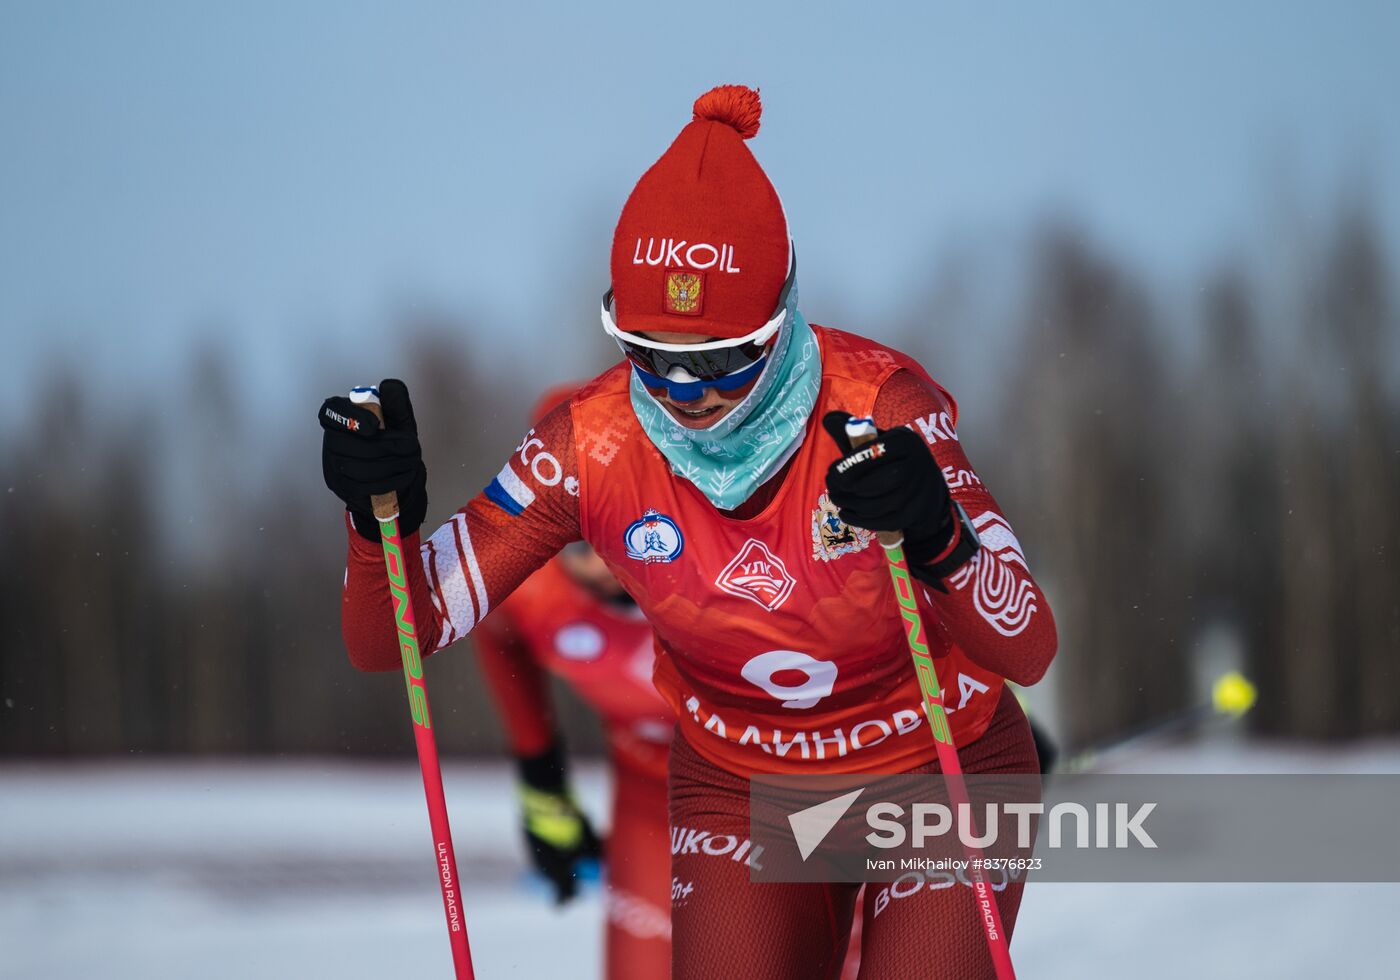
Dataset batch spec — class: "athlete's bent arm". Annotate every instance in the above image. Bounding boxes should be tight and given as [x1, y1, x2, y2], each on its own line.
[340, 403, 583, 671]
[873, 369, 1058, 686]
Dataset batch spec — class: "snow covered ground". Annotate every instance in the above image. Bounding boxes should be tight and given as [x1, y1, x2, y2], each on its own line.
[2, 742, 1396, 979]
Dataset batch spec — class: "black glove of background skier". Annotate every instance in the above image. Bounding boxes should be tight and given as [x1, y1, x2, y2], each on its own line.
[822, 410, 956, 566]
[516, 743, 604, 905]
[319, 379, 427, 543]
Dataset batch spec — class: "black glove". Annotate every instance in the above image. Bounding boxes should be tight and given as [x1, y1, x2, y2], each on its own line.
[822, 410, 957, 567]
[516, 743, 603, 905]
[319, 379, 427, 542]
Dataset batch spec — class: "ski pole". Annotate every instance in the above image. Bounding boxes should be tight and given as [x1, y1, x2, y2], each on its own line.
[844, 417, 1017, 980]
[354, 388, 476, 980]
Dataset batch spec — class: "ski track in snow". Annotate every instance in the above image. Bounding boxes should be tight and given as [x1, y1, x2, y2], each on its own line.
[1, 743, 1396, 979]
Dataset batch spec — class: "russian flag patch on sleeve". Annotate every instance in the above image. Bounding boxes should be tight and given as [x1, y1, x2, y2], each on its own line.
[484, 463, 536, 516]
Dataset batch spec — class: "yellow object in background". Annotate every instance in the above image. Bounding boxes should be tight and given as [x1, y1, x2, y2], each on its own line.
[1212, 671, 1257, 718]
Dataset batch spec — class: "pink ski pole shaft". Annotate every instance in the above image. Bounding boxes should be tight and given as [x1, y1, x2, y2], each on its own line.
[846, 418, 1017, 980]
[362, 395, 476, 979]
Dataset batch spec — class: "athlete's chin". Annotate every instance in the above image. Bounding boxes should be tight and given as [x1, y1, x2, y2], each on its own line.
[662, 401, 734, 429]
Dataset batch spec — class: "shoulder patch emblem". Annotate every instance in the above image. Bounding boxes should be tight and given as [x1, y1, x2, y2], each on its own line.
[811, 492, 875, 562]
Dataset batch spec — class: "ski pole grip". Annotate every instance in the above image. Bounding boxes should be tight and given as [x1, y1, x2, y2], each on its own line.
[349, 391, 401, 523]
[843, 417, 904, 550]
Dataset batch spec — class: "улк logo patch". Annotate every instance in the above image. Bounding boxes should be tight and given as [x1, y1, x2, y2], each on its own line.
[716, 538, 796, 611]
[625, 509, 685, 564]
[811, 492, 875, 562]
[664, 270, 704, 316]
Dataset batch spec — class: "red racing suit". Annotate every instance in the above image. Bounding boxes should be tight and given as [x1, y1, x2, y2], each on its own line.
[341, 325, 1058, 978]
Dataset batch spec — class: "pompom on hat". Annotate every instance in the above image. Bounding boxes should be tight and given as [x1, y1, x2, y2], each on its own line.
[609, 85, 791, 340]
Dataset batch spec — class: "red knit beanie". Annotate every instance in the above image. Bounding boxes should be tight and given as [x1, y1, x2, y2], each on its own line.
[610, 85, 790, 340]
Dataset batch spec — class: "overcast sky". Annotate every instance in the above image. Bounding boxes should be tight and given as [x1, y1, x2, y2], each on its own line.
[1, 1, 1396, 423]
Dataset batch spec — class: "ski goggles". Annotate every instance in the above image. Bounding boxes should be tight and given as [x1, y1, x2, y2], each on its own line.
[600, 258, 796, 401]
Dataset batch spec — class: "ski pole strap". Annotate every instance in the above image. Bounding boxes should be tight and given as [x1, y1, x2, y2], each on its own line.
[842, 417, 905, 550]
[348, 386, 401, 522]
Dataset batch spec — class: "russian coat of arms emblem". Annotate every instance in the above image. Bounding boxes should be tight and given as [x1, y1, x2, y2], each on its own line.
[664, 270, 703, 315]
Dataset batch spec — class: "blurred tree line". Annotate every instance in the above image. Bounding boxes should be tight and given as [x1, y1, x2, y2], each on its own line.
[1, 204, 1395, 757]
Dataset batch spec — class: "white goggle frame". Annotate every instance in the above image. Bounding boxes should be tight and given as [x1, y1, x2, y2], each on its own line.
[600, 295, 785, 352]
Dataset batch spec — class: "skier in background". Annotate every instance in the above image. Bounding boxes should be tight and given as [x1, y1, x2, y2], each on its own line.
[474, 384, 673, 979]
[322, 85, 1057, 978]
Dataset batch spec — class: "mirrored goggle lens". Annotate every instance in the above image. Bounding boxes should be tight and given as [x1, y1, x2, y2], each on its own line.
[618, 338, 769, 382]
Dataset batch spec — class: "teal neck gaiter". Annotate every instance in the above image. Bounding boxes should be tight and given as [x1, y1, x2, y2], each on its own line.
[629, 286, 822, 511]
